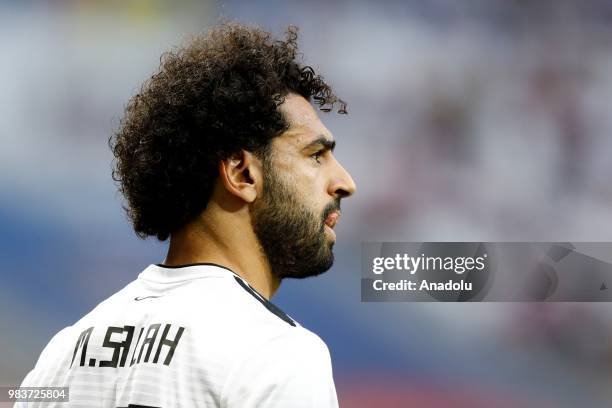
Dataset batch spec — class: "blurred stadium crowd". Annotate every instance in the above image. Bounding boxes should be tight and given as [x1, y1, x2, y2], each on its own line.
[3, 0, 612, 406]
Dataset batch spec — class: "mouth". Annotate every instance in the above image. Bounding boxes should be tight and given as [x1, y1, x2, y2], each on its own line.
[324, 211, 341, 230]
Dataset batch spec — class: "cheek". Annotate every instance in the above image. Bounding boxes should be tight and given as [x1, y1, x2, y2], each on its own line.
[304, 182, 330, 219]
[299, 172, 326, 205]
[275, 157, 328, 210]
[277, 159, 318, 190]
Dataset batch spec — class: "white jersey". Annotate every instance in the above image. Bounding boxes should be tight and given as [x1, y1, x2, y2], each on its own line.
[17, 264, 338, 407]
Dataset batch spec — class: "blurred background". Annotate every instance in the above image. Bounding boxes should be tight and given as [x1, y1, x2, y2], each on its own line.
[3, 0, 612, 406]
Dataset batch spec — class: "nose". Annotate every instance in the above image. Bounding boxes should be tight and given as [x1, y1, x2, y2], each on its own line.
[328, 157, 356, 199]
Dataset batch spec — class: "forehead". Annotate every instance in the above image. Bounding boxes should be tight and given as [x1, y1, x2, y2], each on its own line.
[275, 93, 333, 148]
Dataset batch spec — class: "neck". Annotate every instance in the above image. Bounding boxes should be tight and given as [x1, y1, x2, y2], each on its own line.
[162, 202, 280, 299]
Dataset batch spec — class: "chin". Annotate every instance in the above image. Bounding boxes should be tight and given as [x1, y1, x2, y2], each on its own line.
[279, 251, 335, 280]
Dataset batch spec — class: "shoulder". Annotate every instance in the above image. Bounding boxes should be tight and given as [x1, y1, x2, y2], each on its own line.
[183, 273, 302, 356]
[268, 325, 332, 361]
[220, 326, 337, 407]
[183, 273, 299, 336]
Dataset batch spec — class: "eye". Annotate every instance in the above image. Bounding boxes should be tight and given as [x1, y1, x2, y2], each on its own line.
[310, 150, 323, 164]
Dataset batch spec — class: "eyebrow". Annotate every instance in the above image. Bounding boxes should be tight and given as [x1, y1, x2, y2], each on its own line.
[302, 136, 336, 152]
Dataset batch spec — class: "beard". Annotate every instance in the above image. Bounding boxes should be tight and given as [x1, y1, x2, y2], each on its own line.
[250, 161, 340, 280]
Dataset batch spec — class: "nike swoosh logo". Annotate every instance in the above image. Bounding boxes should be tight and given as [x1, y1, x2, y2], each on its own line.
[134, 295, 163, 301]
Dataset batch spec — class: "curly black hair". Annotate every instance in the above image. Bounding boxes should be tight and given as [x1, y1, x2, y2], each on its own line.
[110, 23, 345, 241]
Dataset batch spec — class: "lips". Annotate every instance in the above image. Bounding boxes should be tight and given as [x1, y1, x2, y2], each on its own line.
[324, 211, 340, 229]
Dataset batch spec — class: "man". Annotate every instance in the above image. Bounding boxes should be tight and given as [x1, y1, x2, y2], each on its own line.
[18, 23, 355, 407]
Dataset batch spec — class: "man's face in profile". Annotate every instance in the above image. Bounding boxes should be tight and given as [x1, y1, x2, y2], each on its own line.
[250, 93, 356, 280]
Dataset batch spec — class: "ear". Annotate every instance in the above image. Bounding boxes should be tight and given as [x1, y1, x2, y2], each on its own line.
[218, 150, 262, 203]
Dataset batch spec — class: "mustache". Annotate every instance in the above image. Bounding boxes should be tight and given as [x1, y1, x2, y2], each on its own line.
[322, 198, 342, 221]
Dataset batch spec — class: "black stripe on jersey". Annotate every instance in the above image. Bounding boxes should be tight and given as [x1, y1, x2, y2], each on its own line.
[233, 276, 296, 327]
[117, 405, 160, 408]
[156, 262, 236, 274]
